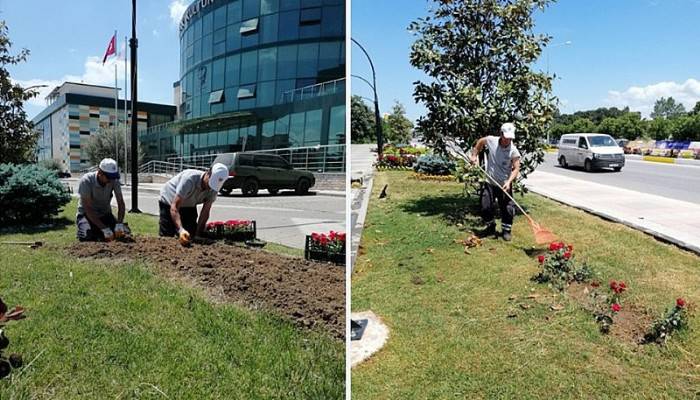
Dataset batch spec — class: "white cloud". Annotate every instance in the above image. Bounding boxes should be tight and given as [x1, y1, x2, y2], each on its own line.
[604, 79, 700, 118]
[13, 55, 131, 108]
[169, 0, 188, 26]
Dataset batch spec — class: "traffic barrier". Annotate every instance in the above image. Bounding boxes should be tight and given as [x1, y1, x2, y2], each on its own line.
[643, 155, 676, 164]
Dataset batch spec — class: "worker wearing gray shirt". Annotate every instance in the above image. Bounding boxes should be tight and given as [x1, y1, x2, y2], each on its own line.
[76, 158, 126, 241]
[158, 163, 229, 245]
[469, 123, 522, 241]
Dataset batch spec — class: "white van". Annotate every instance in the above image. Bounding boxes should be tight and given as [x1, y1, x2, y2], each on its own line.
[557, 133, 625, 172]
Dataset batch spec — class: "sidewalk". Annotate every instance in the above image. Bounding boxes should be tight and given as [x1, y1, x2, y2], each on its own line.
[350, 144, 378, 269]
[525, 170, 700, 255]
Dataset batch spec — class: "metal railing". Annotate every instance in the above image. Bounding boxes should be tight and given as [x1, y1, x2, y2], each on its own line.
[281, 78, 345, 103]
[166, 144, 346, 173]
[137, 160, 206, 175]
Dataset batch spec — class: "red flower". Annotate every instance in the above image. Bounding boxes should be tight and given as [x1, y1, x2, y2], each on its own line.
[609, 280, 618, 291]
[677, 298, 686, 308]
[567, 244, 573, 252]
[337, 233, 346, 242]
[611, 303, 621, 312]
[563, 251, 571, 259]
[538, 255, 545, 264]
[549, 242, 558, 251]
[618, 281, 627, 292]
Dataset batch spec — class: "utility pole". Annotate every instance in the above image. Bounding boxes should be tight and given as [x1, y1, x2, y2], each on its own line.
[351, 38, 383, 158]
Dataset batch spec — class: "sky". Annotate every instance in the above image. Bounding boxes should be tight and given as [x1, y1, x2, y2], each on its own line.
[351, 0, 700, 121]
[1, 0, 193, 119]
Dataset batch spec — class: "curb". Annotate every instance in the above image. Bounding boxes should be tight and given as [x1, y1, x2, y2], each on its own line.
[527, 187, 700, 256]
[121, 186, 345, 198]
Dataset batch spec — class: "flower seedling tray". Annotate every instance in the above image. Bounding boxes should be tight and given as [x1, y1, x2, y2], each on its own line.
[304, 235, 346, 265]
[205, 221, 257, 242]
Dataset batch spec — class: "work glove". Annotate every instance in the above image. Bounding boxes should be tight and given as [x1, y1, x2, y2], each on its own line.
[102, 227, 115, 242]
[114, 223, 126, 238]
[178, 228, 191, 246]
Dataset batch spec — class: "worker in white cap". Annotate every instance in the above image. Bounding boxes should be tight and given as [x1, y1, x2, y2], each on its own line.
[469, 122, 521, 241]
[76, 158, 128, 241]
[158, 163, 229, 245]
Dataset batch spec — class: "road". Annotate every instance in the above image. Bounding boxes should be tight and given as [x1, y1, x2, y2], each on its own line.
[537, 153, 700, 205]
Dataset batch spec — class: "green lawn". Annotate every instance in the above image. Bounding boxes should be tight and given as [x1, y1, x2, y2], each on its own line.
[352, 171, 700, 399]
[0, 200, 343, 399]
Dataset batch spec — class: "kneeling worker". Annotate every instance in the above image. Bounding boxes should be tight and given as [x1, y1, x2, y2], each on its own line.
[76, 158, 127, 241]
[158, 163, 229, 245]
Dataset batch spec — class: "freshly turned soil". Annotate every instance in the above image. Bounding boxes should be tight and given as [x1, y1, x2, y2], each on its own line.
[69, 237, 345, 339]
[567, 282, 654, 344]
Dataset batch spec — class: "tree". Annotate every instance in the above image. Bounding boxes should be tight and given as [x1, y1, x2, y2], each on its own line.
[409, 0, 557, 181]
[650, 97, 686, 120]
[84, 126, 143, 168]
[383, 101, 414, 144]
[351, 95, 375, 144]
[690, 101, 700, 116]
[0, 21, 40, 164]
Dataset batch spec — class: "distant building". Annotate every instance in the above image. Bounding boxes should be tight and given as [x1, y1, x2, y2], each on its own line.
[32, 82, 176, 172]
[138, 0, 346, 169]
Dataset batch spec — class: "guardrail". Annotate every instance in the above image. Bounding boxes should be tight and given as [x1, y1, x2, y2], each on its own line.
[280, 78, 345, 103]
[137, 160, 206, 175]
[167, 144, 346, 173]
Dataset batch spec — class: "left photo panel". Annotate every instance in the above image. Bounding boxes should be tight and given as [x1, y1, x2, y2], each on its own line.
[0, 0, 347, 398]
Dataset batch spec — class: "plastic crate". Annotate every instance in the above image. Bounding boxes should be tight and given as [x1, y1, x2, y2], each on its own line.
[304, 235, 346, 265]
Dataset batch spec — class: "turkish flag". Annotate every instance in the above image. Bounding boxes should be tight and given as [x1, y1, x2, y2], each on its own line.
[102, 34, 116, 65]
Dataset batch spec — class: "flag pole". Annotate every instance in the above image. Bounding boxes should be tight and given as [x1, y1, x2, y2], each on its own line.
[114, 30, 119, 169]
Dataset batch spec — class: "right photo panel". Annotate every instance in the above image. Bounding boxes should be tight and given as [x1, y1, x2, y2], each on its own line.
[349, 0, 700, 398]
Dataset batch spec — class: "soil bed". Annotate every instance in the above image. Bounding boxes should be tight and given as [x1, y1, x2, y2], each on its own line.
[68, 236, 345, 339]
[567, 282, 654, 344]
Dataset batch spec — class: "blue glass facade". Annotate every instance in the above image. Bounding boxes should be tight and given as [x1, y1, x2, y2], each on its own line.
[140, 0, 345, 162]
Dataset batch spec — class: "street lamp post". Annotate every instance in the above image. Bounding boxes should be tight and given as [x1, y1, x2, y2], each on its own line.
[129, 0, 141, 213]
[351, 38, 383, 158]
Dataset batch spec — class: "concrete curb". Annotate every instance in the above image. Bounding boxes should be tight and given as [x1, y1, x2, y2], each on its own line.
[527, 187, 700, 256]
[350, 175, 374, 271]
[626, 154, 700, 167]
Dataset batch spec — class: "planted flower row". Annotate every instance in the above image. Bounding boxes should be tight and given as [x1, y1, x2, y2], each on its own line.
[204, 220, 256, 241]
[532, 241, 690, 343]
[305, 231, 346, 265]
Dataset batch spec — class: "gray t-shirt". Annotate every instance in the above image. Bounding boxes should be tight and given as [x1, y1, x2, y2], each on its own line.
[485, 136, 521, 185]
[77, 171, 122, 217]
[159, 169, 217, 207]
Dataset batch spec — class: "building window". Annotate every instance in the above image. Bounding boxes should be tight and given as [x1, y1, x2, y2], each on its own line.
[208, 89, 225, 104]
[300, 7, 321, 24]
[240, 18, 259, 34]
[237, 85, 256, 99]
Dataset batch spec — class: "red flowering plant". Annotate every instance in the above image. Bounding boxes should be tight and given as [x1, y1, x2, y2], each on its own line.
[0, 296, 26, 380]
[309, 231, 346, 255]
[223, 219, 253, 234]
[205, 220, 255, 240]
[594, 280, 629, 334]
[644, 297, 690, 344]
[532, 242, 591, 290]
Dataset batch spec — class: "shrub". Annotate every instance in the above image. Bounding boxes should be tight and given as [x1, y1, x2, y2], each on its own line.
[38, 158, 64, 172]
[413, 154, 455, 176]
[644, 298, 689, 344]
[0, 163, 71, 225]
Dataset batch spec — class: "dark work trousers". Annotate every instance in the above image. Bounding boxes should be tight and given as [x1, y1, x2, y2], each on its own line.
[480, 183, 516, 232]
[158, 201, 199, 237]
[76, 213, 118, 242]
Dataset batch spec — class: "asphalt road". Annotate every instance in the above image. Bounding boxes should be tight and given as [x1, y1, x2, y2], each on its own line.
[535, 153, 700, 205]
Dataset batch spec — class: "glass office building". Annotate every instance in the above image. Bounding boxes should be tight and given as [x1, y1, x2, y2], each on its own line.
[140, 0, 345, 166]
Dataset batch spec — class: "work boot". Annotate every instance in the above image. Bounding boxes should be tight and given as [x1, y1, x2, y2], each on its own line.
[502, 230, 512, 241]
[481, 222, 497, 238]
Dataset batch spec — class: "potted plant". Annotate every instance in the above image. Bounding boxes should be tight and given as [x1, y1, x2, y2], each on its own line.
[305, 231, 346, 265]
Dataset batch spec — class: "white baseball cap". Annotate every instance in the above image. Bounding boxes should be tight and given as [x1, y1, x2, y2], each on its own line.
[501, 123, 516, 139]
[99, 158, 120, 180]
[208, 163, 229, 192]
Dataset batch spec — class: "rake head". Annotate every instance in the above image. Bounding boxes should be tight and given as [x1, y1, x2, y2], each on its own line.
[528, 220, 558, 245]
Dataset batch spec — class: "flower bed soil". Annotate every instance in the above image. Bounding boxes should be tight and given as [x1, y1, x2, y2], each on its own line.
[567, 282, 655, 344]
[68, 237, 345, 339]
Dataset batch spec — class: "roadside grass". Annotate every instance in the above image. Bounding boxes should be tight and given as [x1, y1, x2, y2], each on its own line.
[352, 171, 700, 399]
[0, 199, 343, 399]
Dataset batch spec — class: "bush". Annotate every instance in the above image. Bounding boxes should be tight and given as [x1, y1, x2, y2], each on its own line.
[413, 155, 455, 176]
[0, 163, 71, 225]
[39, 158, 64, 172]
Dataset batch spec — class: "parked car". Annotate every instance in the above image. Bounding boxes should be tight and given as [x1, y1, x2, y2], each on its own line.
[212, 152, 316, 196]
[557, 133, 625, 172]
